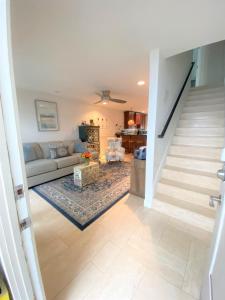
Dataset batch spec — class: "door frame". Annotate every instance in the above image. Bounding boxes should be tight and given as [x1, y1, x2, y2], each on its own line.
[201, 166, 225, 300]
[0, 0, 45, 299]
[0, 98, 34, 300]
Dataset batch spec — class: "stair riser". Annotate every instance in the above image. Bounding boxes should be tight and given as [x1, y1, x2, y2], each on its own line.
[188, 92, 225, 99]
[169, 145, 221, 160]
[183, 104, 225, 113]
[179, 119, 225, 128]
[156, 195, 215, 218]
[166, 156, 222, 174]
[173, 136, 224, 147]
[176, 128, 225, 137]
[181, 111, 225, 120]
[190, 87, 225, 94]
[186, 98, 225, 106]
[162, 169, 220, 192]
[157, 182, 211, 209]
[153, 200, 214, 232]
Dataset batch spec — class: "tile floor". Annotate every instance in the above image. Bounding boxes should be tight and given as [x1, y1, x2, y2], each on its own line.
[30, 190, 212, 300]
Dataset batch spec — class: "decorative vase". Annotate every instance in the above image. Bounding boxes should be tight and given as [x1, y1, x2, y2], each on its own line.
[83, 158, 90, 165]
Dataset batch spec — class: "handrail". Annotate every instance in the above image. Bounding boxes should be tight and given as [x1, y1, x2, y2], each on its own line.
[158, 62, 195, 138]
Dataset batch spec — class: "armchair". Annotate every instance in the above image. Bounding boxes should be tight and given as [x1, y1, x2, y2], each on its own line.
[105, 137, 125, 162]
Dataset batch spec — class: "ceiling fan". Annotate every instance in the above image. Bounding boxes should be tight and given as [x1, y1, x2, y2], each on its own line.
[94, 90, 127, 104]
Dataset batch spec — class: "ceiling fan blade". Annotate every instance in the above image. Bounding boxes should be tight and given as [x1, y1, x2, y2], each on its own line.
[94, 100, 103, 104]
[95, 92, 102, 97]
[110, 98, 127, 104]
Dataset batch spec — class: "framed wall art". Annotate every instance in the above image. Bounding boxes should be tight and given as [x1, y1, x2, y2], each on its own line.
[35, 100, 59, 131]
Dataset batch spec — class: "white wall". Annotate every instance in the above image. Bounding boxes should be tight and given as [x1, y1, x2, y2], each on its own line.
[145, 49, 192, 207]
[197, 41, 225, 87]
[16, 88, 123, 154]
[196, 46, 208, 87]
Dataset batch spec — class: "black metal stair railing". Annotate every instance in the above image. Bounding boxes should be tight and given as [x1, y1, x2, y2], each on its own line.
[158, 62, 195, 138]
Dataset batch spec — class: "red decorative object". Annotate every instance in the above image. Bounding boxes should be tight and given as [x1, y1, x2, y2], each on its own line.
[81, 151, 92, 159]
[81, 151, 92, 165]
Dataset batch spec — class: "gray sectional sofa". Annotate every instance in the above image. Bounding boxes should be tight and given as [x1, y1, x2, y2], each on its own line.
[23, 140, 98, 187]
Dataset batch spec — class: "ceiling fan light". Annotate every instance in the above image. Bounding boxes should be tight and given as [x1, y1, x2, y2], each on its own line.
[102, 101, 108, 105]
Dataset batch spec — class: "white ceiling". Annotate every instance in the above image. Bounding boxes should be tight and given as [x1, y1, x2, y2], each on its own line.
[11, 0, 225, 112]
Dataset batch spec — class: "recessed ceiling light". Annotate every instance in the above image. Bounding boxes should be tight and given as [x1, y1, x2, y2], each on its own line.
[137, 80, 145, 86]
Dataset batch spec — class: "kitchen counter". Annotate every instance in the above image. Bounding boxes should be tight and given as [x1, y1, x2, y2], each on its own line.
[121, 134, 147, 153]
[121, 134, 147, 136]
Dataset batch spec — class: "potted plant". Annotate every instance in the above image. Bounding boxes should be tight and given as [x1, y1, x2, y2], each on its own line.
[81, 151, 92, 165]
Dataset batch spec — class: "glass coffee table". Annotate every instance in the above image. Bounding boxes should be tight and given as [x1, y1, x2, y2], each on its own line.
[73, 162, 99, 187]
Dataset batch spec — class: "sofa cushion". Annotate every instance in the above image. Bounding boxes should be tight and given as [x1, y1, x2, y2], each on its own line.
[54, 153, 81, 169]
[23, 143, 43, 162]
[39, 141, 63, 159]
[25, 159, 57, 177]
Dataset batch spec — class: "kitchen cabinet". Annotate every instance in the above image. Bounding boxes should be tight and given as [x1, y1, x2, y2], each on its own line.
[122, 135, 147, 154]
[124, 111, 146, 129]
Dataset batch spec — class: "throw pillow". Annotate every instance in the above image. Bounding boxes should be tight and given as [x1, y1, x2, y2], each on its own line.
[74, 142, 88, 153]
[23, 144, 37, 162]
[49, 145, 70, 159]
[63, 141, 75, 155]
[67, 142, 75, 155]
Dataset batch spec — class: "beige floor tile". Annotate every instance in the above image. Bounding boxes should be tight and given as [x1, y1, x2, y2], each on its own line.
[127, 238, 186, 288]
[97, 274, 139, 300]
[83, 272, 134, 300]
[29, 190, 211, 300]
[168, 217, 212, 246]
[182, 239, 209, 299]
[123, 194, 144, 211]
[36, 237, 68, 267]
[54, 262, 103, 300]
[92, 240, 121, 272]
[55, 221, 83, 247]
[159, 227, 192, 261]
[132, 269, 196, 300]
[84, 250, 145, 300]
[41, 252, 90, 299]
[129, 218, 167, 246]
[40, 227, 110, 298]
[109, 223, 139, 248]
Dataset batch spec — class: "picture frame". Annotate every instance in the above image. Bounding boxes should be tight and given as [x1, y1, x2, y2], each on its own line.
[35, 99, 59, 131]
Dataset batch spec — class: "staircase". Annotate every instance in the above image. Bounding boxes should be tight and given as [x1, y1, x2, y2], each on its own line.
[153, 86, 225, 232]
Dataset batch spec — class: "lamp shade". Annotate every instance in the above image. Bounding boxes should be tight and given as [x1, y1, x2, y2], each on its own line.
[128, 119, 135, 126]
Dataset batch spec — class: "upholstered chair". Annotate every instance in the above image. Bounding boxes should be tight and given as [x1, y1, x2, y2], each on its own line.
[105, 137, 125, 162]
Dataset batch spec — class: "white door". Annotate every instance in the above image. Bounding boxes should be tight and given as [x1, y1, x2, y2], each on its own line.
[201, 150, 225, 300]
[0, 98, 35, 300]
[0, 1, 46, 299]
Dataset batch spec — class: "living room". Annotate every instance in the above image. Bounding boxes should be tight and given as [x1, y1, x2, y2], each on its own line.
[10, 1, 151, 298]
[2, 1, 225, 300]
[18, 87, 148, 228]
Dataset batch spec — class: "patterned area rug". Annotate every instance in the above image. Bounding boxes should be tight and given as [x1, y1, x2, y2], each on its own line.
[33, 162, 130, 230]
